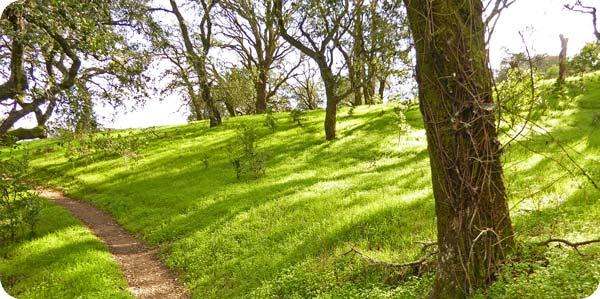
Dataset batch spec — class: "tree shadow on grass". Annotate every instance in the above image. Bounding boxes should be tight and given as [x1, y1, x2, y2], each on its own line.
[0, 203, 129, 298]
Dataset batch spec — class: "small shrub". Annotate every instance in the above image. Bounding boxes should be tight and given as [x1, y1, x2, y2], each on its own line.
[263, 111, 278, 132]
[593, 112, 600, 128]
[347, 106, 355, 117]
[201, 154, 210, 169]
[0, 134, 17, 147]
[60, 130, 144, 163]
[0, 152, 42, 242]
[393, 102, 412, 143]
[289, 109, 306, 127]
[229, 124, 266, 179]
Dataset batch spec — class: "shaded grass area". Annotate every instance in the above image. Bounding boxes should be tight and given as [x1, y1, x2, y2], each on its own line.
[3, 73, 600, 298]
[0, 202, 132, 299]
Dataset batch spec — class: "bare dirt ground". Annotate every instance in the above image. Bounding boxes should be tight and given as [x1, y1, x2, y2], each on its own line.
[39, 189, 190, 299]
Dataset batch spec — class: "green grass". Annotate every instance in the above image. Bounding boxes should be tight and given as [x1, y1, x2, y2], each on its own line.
[0, 202, 132, 299]
[3, 73, 600, 298]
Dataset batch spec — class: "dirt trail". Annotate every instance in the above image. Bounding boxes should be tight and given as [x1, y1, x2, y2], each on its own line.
[39, 189, 190, 299]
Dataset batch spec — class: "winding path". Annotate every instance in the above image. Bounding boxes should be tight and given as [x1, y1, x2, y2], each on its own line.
[39, 189, 190, 299]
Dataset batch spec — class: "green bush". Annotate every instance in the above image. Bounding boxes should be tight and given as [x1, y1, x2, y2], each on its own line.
[290, 109, 307, 127]
[229, 124, 266, 179]
[58, 128, 161, 163]
[570, 42, 600, 75]
[0, 152, 42, 242]
[263, 111, 278, 132]
[593, 112, 600, 128]
[348, 105, 356, 117]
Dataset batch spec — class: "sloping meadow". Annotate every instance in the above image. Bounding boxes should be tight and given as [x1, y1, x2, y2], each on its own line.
[3, 74, 599, 298]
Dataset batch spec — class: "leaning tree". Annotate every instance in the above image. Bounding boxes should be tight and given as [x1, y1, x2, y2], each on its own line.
[0, 0, 150, 140]
[403, 0, 514, 297]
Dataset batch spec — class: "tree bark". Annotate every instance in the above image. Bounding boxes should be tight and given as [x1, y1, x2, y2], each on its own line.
[0, 9, 27, 102]
[320, 62, 338, 140]
[378, 76, 386, 102]
[255, 68, 269, 113]
[558, 34, 569, 85]
[403, 0, 514, 297]
[221, 100, 235, 117]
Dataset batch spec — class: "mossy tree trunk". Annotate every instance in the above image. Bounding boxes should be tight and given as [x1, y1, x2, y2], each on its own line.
[403, 0, 514, 297]
[319, 60, 339, 140]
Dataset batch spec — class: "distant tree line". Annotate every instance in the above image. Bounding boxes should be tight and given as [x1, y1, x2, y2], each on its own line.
[497, 42, 600, 83]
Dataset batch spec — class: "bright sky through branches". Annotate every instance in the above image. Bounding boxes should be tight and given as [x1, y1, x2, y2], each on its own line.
[8, 0, 596, 130]
[0, 0, 18, 16]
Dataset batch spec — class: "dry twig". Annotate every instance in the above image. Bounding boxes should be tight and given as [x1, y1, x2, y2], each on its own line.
[342, 245, 438, 274]
[538, 238, 600, 256]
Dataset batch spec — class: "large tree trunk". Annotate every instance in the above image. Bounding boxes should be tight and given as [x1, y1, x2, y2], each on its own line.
[362, 75, 373, 105]
[200, 78, 221, 127]
[352, 1, 365, 107]
[0, 9, 27, 102]
[255, 68, 269, 114]
[320, 63, 338, 140]
[224, 101, 237, 117]
[404, 0, 514, 297]
[187, 82, 205, 121]
[378, 76, 386, 102]
[557, 34, 568, 84]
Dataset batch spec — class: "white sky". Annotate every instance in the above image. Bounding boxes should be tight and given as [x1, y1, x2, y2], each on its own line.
[9, 0, 597, 130]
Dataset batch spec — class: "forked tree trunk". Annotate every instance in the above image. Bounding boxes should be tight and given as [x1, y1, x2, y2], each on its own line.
[403, 0, 514, 297]
[558, 34, 569, 84]
[170, 0, 221, 128]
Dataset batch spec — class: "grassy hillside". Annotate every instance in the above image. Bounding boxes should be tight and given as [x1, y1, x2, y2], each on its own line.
[0, 202, 131, 299]
[3, 74, 600, 298]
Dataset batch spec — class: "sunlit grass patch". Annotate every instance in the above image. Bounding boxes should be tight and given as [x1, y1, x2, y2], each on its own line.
[0, 202, 131, 299]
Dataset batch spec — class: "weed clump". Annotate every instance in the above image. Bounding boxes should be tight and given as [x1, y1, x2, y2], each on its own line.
[593, 112, 600, 128]
[348, 106, 356, 117]
[393, 102, 412, 143]
[290, 109, 306, 127]
[229, 124, 266, 179]
[264, 111, 278, 132]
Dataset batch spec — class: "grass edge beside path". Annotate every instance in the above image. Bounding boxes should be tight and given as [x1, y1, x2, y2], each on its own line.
[0, 200, 133, 299]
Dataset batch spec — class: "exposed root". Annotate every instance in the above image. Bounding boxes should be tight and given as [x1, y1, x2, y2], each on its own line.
[538, 238, 600, 256]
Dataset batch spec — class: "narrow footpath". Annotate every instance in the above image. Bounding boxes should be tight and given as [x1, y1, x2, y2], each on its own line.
[39, 189, 190, 299]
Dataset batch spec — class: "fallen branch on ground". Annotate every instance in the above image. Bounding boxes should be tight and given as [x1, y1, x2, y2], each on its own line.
[538, 238, 600, 256]
[342, 244, 438, 275]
